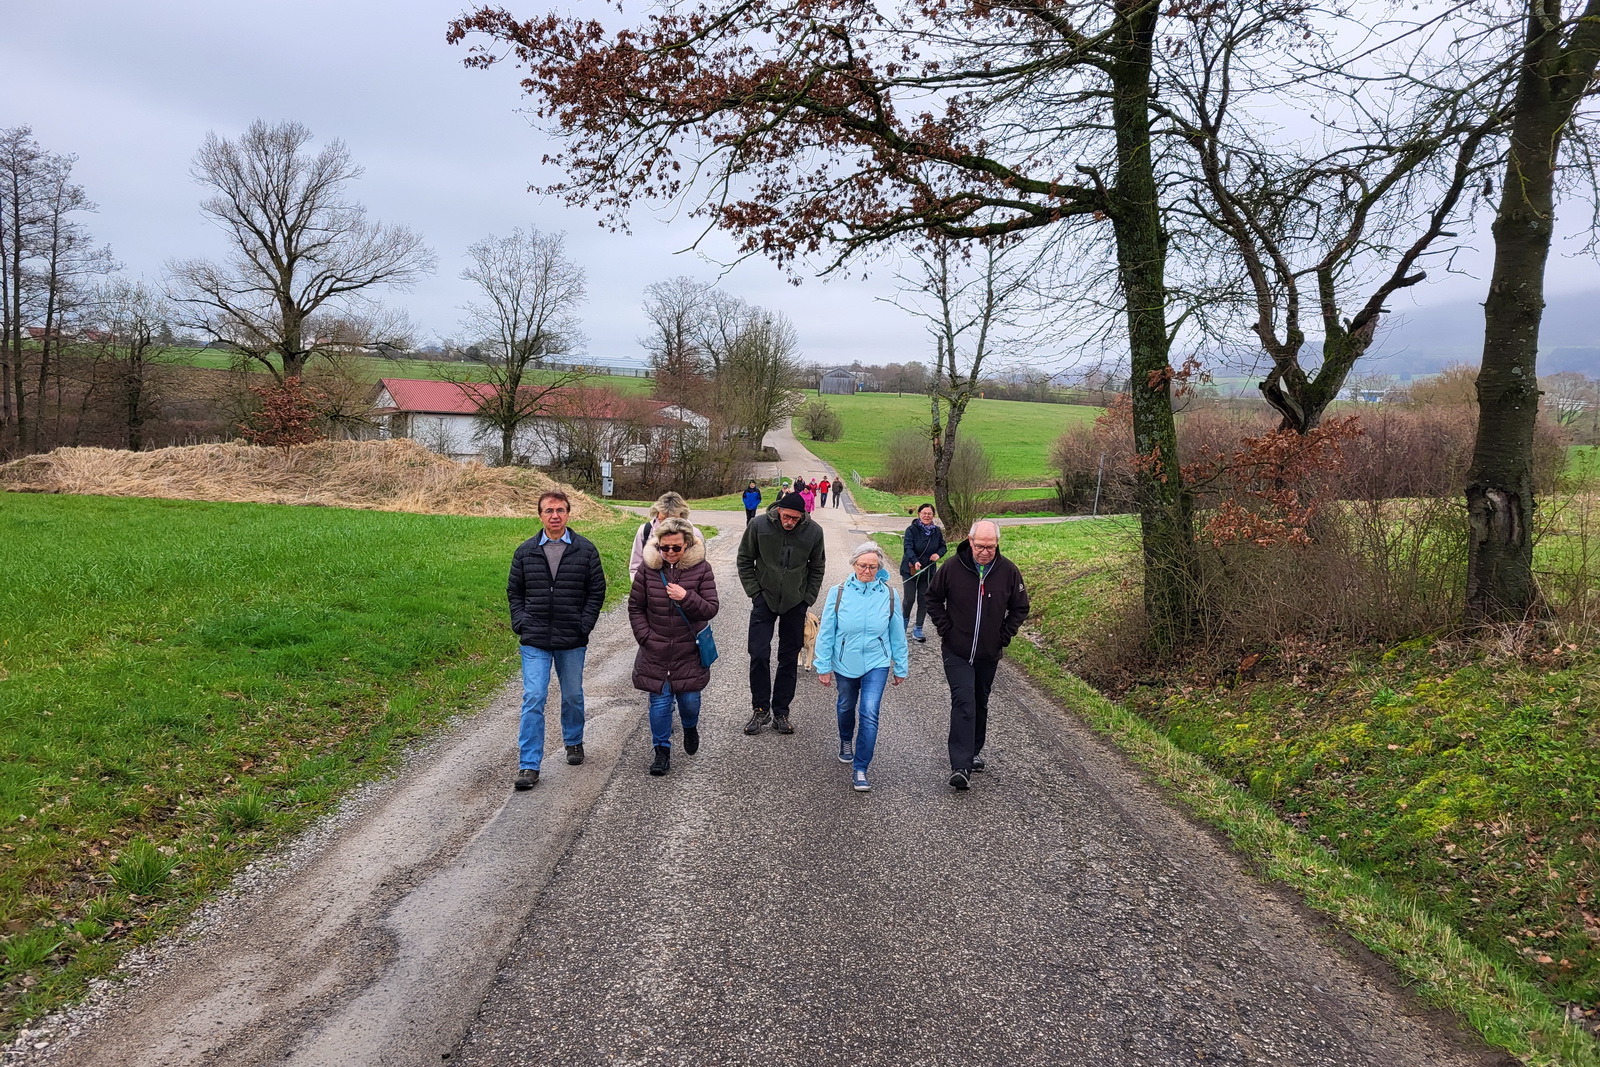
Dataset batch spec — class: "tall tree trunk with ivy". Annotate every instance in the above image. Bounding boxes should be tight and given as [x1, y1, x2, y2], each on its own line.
[1466, 0, 1600, 622]
[1108, 0, 1197, 651]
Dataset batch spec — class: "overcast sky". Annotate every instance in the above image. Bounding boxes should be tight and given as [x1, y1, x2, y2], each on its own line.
[6, 0, 1597, 372]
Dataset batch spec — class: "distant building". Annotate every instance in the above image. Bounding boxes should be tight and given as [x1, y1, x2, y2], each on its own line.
[370, 377, 702, 466]
[819, 368, 857, 395]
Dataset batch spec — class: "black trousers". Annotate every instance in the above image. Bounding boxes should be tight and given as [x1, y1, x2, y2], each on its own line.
[748, 598, 808, 715]
[745, 508, 757, 524]
[942, 649, 999, 771]
[902, 570, 932, 628]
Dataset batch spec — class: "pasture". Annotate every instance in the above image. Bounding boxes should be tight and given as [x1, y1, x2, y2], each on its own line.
[0, 494, 634, 1032]
[797, 391, 1099, 485]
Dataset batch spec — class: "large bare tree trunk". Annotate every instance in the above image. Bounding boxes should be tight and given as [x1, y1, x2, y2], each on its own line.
[1110, 0, 1196, 651]
[1466, 0, 1600, 622]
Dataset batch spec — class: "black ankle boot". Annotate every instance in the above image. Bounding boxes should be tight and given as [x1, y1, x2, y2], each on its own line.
[649, 745, 670, 776]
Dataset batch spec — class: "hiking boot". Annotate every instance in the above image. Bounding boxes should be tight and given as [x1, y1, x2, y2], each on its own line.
[513, 768, 539, 790]
[838, 739, 853, 763]
[948, 769, 970, 791]
[773, 713, 794, 735]
[649, 745, 670, 776]
[565, 744, 585, 766]
[913, 626, 925, 643]
[971, 756, 986, 772]
[683, 726, 700, 755]
[852, 769, 871, 793]
[744, 707, 771, 735]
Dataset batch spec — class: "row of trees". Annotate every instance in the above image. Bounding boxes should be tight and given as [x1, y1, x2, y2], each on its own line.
[449, 0, 1600, 638]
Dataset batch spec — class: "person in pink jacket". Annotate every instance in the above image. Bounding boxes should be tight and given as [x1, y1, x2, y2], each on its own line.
[801, 486, 816, 512]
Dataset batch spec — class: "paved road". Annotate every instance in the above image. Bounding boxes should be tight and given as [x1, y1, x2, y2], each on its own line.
[448, 505, 1501, 1067]
[23, 429, 1508, 1067]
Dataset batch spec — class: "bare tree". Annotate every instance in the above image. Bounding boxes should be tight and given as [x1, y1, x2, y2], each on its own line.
[81, 278, 178, 450]
[169, 120, 434, 382]
[458, 226, 589, 465]
[640, 275, 708, 405]
[718, 308, 804, 443]
[1164, 11, 1509, 434]
[893, 239, 1031, 533]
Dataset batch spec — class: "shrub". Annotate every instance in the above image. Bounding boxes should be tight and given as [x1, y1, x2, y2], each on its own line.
[795, 398, 843, 441]
[239, 377, 326, 450]
[879, 426, 933, 493]
[944, 436, 1000, 533]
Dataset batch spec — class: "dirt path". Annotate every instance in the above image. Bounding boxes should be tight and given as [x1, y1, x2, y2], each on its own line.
[15, 428, 1510, 1067]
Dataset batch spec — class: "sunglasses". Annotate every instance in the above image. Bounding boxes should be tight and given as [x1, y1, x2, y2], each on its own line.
[659, 544, 685, 553]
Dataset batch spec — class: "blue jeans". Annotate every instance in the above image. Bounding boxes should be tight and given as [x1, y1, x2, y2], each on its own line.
[835, 667, 889, 773]
[647, 681, 702, 748]
[518, 645, 587, 769]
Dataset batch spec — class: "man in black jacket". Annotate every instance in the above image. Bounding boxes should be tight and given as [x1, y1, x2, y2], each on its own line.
[735, 490, 827, 735]
[507, 490, 607, 789]
[925, 520, 1030, 791]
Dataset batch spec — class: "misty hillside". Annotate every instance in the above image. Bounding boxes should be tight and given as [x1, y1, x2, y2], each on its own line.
[1363, 290, 1598, 377]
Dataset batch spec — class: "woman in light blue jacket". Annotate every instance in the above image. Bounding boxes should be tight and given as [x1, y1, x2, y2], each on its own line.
[815, 542, 910, 792]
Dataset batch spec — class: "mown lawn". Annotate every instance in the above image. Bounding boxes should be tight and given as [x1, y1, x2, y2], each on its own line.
[798, 392, 1099, 484]
[0, 494, 635, 1035]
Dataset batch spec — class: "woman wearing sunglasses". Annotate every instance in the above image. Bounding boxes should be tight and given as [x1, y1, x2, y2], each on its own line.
[628, 517, 720, 776]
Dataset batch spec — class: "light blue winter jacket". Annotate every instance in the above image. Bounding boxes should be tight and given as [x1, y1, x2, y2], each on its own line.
[814, 567, 910, 680]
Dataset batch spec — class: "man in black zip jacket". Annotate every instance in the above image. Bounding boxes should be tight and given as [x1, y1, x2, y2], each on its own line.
[507, 490, 607, 790]
[925, 519, 1030, 791]
[736, 490, 827, 735]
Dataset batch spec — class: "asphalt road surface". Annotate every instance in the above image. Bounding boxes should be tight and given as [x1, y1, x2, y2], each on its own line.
[22, 498, 1509, 1067]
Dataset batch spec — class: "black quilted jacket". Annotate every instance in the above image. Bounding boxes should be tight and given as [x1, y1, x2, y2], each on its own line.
[507, 531, 607, 650]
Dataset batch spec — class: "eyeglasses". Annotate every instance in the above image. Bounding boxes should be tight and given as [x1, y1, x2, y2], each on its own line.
[658, 544, 685, 554]
[971, 543, 998, 553]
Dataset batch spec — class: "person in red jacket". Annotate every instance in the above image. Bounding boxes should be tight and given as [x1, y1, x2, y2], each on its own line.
[925, 519, 1030, 791]
[817, 477, 831, 507]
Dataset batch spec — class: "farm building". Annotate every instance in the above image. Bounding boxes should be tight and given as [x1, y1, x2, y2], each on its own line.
[370, 378, 705, 466]
[819, 368, 858, 395]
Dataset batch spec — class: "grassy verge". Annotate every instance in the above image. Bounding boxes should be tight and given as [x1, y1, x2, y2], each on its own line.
[1013, 644, 1599, 1066]
[997, 519, 1600, 1064]
[796, 392, 1098, 483]
[0, 494, 634, 1036]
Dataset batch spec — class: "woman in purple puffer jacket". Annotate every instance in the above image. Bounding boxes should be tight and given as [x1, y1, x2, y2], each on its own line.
[628, 517, 719, 777]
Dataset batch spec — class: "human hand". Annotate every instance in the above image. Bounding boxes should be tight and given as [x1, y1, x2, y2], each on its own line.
[818, 672, 833, 687]
[911, 562, 921, 573]
[891, 675, 904, 687]
[930, 554, 940, 562]
[665, 583, 686, 600]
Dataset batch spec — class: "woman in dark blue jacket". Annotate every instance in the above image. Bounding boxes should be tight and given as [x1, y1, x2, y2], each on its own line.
[899, 503, 947, 643]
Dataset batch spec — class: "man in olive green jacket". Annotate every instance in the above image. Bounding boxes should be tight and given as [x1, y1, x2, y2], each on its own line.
[735, 490, 827, 735]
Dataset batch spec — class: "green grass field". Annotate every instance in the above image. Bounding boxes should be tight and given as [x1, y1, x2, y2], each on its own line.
[797, 392, 1099, 484]
[165, 347, 656, 396]
[0, 494, 634, 1034]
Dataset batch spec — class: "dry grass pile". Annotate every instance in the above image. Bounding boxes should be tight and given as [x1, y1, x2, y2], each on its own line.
[1, 439, 613, 521]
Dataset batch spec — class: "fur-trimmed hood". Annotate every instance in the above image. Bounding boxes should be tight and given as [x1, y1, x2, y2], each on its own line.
[642, 533, 706, 571]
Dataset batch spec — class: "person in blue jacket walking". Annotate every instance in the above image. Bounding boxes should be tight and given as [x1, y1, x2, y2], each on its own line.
[900, 503, 947, 643]
[742, 480, 763, 524]
[815, 542, 909, 792]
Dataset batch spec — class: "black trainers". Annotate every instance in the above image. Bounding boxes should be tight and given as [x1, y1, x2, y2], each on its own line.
[566, 744, 585, 766]
[683, 726, 700, 755]
[949, 769, 970, 791]
[744, 707, 771, 735]
[649, 745, 670, 776]
[514, 768, 539, 790]
[774, 713, 794, 735]
[971, 756, 986, 772]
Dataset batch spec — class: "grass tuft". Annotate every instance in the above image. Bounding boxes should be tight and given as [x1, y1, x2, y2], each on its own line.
[108, 840, 179, 897]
